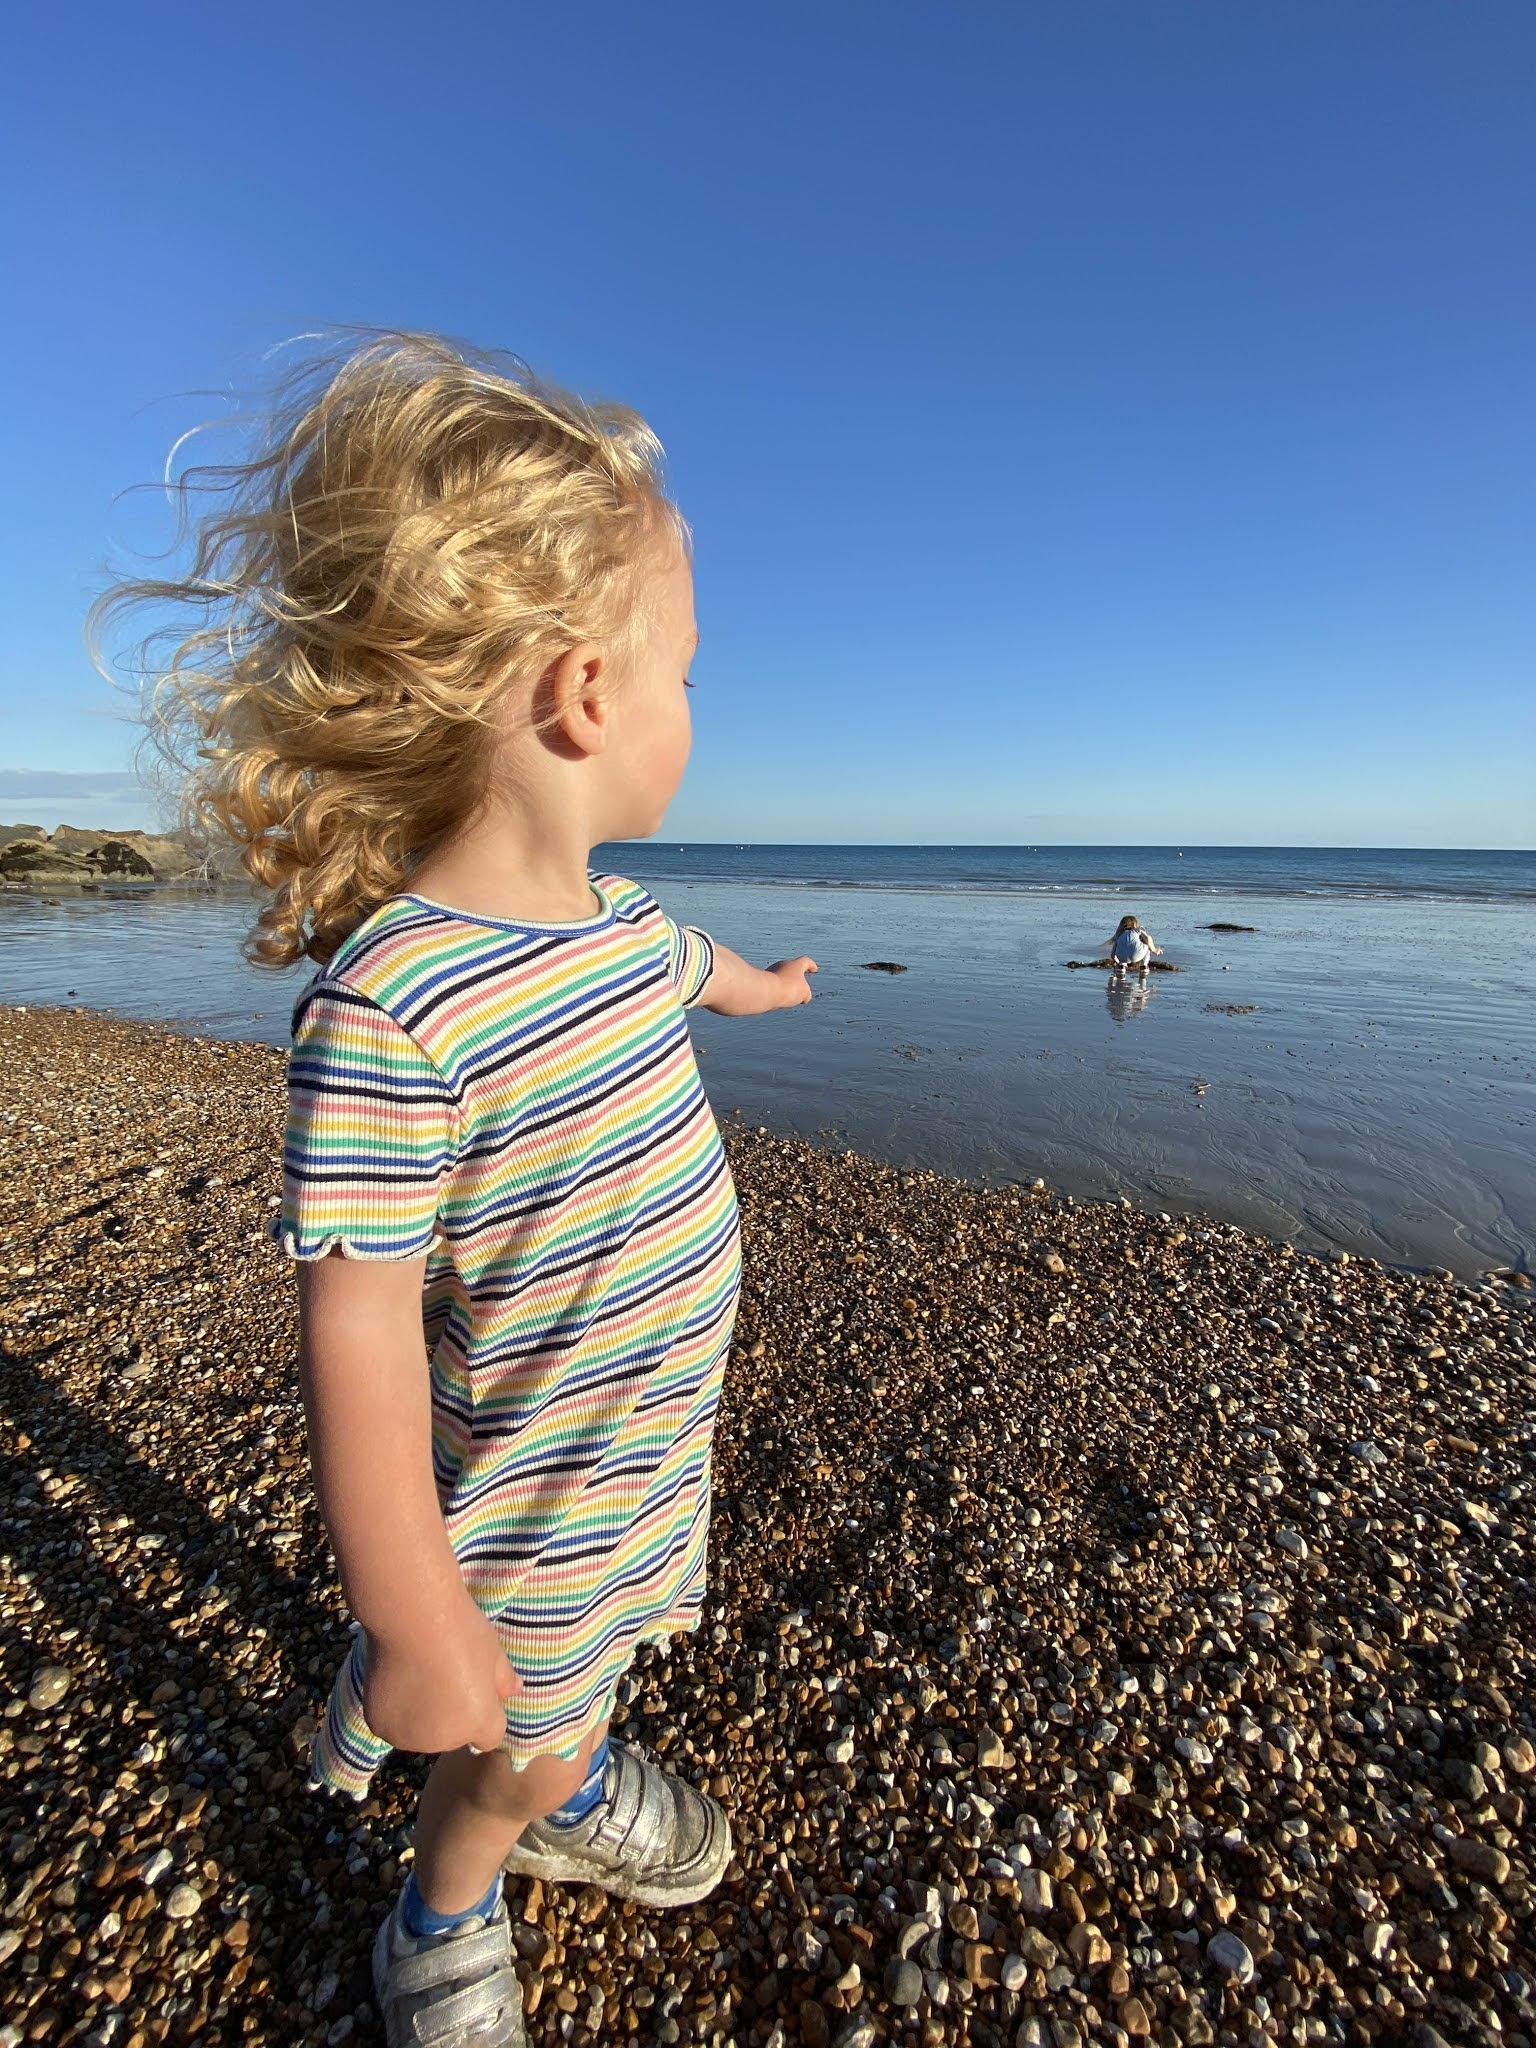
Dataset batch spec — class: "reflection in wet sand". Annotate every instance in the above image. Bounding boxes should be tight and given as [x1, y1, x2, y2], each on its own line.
[1106, 967, 1155, 1025]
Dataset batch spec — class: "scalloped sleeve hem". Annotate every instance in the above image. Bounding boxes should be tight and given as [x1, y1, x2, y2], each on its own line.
[280, 981, 461, 1265]
[269, 1218, 447, 1263]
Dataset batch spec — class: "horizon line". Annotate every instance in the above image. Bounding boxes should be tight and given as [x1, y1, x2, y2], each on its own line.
[4, 819, 1532, 857]
[601, 839, 1536, 854]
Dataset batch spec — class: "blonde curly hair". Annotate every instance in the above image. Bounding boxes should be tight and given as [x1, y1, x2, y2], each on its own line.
[96, 331, 685, 966]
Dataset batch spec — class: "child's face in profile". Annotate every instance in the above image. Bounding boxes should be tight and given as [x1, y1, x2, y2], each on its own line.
[603, 544, 698, 839]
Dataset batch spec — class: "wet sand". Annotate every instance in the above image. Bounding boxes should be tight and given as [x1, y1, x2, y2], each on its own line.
[2, 1008, 1533, 2048]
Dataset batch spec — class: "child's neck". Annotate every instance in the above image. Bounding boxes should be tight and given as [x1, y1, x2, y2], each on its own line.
[410, 808, 600, 926]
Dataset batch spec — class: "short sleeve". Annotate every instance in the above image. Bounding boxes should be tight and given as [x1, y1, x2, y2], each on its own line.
[277, 985, 460, 1261]
[660, 912, 716, 1009]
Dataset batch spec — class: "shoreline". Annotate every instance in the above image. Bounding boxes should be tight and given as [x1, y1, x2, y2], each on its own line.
[0, 880, 230, 902]
[7, 883, 1532, 1285]
[1, 1007, 1533, 2048]
[9, 989, 1531, 1294]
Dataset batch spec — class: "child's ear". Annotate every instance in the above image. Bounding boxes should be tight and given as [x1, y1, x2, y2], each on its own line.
[547, 644, 609, 756]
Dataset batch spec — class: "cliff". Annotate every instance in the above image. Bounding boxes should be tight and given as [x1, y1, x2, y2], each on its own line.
[0, 823, 246, 888]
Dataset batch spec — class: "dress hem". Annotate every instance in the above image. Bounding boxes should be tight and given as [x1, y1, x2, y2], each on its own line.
[304, 1608, 704, 1802]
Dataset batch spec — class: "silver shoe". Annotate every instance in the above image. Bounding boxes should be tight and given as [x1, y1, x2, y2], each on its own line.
[502, 1740, 733, 1907]
[372, 1889, 525, 2048]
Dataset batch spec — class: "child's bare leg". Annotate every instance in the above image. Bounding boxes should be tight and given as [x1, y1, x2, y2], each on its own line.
[412, 1718, 610, 1913]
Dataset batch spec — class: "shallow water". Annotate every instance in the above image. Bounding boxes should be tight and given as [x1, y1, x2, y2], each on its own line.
[1, 872, 1531, 1276]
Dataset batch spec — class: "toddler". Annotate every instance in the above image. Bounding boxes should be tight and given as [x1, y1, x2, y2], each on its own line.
[115, 334, 816, 2047]
[1107, 912, 1162, 973]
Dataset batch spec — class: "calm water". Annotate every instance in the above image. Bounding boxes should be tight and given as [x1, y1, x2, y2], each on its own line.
[597, 842, 1536, 904]
[3, 846, 1532, 1277]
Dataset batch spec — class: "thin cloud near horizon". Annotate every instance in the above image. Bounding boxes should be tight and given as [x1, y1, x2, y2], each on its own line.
[0, 769, 144, 798]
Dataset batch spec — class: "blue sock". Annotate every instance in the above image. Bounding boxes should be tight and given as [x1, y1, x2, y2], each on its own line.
[399, 1870, 502, 1939]
[545, 1736, 612, 1828]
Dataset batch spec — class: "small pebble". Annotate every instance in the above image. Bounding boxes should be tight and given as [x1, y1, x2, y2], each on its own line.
[1364, 1919, 1394, 1961]
[1205, 1930, 1255, 1983]
[26, 1665, 72, 1711]
[884, 1958, 923, 2006]
[1447, 1837, 1511, 1885]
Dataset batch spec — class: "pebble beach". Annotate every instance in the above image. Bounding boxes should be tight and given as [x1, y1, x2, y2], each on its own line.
[2, 1007, 1533, 2048]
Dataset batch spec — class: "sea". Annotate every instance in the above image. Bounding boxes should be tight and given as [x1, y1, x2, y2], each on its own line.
[3, 844, 1532, 1278]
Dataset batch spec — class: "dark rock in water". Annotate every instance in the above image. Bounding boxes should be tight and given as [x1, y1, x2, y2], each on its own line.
[1205, 1002, 1259, 1015]
[1205, 922, 1257, 932]
[859, 960, 908, 974]
[1067, 958, 1182, 973]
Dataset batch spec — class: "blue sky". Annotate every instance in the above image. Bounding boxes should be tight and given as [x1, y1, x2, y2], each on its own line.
[2, 2, 1531, 846]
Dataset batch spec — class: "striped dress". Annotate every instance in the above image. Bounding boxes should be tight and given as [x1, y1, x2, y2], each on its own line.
[276, 875, 741, 1797]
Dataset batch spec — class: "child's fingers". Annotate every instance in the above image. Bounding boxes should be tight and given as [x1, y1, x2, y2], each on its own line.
[469, 1665, 520, 1752]
[470, 1703, 511, 1754]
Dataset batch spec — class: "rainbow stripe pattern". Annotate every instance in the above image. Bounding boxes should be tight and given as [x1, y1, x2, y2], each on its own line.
[277, 876, 740, 1796]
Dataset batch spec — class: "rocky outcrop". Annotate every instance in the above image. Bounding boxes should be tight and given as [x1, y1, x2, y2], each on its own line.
[49, 824, 208, 877]
[0, 839, 96, 884]
[0, 823, 239, 887]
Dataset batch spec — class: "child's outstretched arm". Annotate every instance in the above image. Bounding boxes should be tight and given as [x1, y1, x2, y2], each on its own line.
[696, 943, 817, 1017]
[298, 1254, 520, 1755]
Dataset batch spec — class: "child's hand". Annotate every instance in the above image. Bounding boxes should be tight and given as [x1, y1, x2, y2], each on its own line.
[363, 1594, 522, 1757]
[765, 956, 818, 1008]
[697, 945, 818, 1015]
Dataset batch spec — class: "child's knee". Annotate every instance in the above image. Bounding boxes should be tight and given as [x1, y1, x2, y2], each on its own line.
[496, 1743, 590, 1821]
[439, 1742, 585, 1822]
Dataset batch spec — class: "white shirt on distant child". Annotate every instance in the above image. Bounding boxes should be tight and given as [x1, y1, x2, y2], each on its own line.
[1112, 927, 1153, 964]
